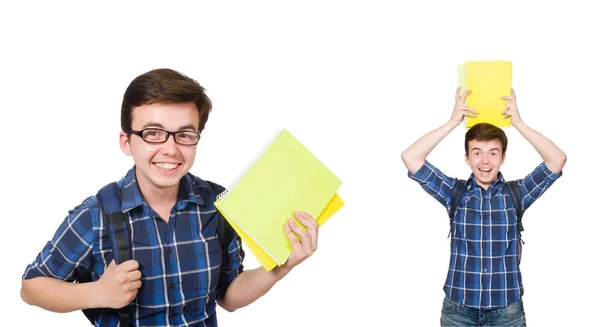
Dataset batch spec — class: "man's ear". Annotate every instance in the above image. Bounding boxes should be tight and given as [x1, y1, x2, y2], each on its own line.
[465, 153, 469, 165]
[501, 152, 506, 165]
[120, 132, 132, 156]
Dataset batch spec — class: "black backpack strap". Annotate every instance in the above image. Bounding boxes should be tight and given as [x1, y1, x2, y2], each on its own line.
[206, 181, 234, 251]
[448, 180, 468, 238]
[96, 182, 131, 327]
[97, 183, 131, 264]
[505, 181, 524, 232]
[505, 180, 524, 264]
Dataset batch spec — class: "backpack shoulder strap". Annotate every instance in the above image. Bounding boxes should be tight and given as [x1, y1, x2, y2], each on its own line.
[95, 182, 131, 327]
[206, 181, 235, 252]
[448, 180, 468, 237]
[505, 180, 524, 232]
[97, 182, 131, 264]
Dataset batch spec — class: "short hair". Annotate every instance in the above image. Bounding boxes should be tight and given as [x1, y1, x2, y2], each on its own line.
[464, 123, 508, 155]
[121, 68, 212, 133]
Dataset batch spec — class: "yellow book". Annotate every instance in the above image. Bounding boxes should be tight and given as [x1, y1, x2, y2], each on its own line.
[458, 63, 466, 93]
[215, 128, 342, 269]
[222, 193, 344, 271]
[458, 61, 512, 128]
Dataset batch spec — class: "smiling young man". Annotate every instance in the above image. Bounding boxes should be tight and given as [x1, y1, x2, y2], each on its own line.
[21, 69, 320, 326]
[401, 88, 567, 326]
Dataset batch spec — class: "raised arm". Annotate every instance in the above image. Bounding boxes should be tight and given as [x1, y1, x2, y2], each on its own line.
[501, 89, 567, 174]
[401, 87, 477, 174]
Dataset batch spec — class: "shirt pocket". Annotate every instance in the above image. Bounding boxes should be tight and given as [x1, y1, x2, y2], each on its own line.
[490, 202, 516, 257]
[182, 238, 223, 298]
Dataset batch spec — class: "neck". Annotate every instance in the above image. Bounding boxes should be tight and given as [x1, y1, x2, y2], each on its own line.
[474, 174, 499, 191]
[142, 186, 178, 207]
[136, 173, 179, 208]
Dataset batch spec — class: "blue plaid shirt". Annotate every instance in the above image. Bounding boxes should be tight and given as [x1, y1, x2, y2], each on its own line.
[23, 167, 245, 327]
[408, 160, 561, 310]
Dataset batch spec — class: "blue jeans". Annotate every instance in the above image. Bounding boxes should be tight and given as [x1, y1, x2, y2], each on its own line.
[440, 296, 527, 327]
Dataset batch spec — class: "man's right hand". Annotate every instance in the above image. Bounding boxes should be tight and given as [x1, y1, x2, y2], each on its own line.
[95, 259, 142, 309]
[450, 87, 478, 126]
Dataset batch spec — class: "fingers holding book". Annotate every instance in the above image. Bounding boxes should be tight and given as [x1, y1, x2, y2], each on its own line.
[282, 211, 319, 269]
[501, 88, 522, 124]
[294, 211, 319, 251]
[451, 87, 478, 125]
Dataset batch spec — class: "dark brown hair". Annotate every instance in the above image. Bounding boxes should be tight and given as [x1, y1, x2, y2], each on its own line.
[121, 68, 212, 133]
[464, 123, 508, 156]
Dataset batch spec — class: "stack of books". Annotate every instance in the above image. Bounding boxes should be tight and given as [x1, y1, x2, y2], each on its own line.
[458, 60, 513, 127]
[214, 128, 343, 271]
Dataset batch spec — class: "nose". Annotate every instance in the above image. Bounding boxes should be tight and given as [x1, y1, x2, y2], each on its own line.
[160, 133, 178, 155]
[481, 154, 490, 163]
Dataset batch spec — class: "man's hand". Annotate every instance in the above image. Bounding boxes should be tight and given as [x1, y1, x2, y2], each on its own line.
[95, 259, 142, 309]
[216, 211, 320, 312]
[280, 211, 319, 274]
[501, 88, 523, 125]
[450, 86, 478, 126]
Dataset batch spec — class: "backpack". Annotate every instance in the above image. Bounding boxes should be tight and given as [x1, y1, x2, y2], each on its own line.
[77, 180, 234, 326]
[448, 180, 525, 261]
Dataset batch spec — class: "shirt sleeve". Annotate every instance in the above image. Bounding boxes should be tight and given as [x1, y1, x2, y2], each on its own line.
[215, 227, 245, 300]
[518, 162, 563, 212]
[407, 160, 460, 212]
[22, 197, 98, 282]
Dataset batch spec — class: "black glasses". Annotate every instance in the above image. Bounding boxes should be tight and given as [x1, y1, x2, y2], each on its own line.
[130, 128, 201, 146]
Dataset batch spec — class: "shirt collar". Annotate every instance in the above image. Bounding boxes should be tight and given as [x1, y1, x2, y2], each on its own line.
[120, 166, 204, 213]
[466, 171, 506, 190]
[176, 173, 205, 209]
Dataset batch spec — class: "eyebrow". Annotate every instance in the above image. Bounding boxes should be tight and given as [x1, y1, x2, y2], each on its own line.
[141, 122, 164, 129]
[141, 122, 198, 131]
[471, 147, 500, 152]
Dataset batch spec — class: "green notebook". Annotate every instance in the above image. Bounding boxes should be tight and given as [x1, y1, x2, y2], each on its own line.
[215, 128, 342, 266]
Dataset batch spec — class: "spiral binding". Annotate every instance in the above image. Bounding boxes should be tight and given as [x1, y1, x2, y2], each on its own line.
[216, 128, 284, 204]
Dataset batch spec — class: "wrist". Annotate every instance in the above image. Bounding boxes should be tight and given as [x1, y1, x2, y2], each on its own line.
[86, 281, 104, 308]
[271, 265, 291, 281]
[447, 119, 461, 129]
[511, 119, 526, 129]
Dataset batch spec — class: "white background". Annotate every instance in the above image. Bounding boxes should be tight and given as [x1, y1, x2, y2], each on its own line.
[1, 1, 598, 326]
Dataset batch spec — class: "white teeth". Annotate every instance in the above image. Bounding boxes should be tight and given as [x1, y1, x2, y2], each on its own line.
[480, 168, 491, 172]
[155, 163, 178, 170]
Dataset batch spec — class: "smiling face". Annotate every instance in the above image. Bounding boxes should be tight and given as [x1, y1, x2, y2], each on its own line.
[120, 101, 200, 195]
[465, 139, 506, 189]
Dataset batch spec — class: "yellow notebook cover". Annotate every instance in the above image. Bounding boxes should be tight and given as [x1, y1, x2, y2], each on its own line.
[458, 63, 466, 93]
[221, 193, 344, 271]
[459, 61, 512, 128]
[215, 128, 342, 267]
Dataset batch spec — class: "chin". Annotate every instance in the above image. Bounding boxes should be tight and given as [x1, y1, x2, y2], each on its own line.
[149, 175, 182, 189]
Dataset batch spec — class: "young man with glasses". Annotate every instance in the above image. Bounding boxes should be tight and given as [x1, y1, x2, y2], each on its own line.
[401, 88, 566, 326]
[21, 68, 320, 326]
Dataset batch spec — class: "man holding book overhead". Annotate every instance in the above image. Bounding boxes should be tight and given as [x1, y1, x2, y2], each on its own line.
[401, 87, 566, 326]
[20, 68, 321, 327]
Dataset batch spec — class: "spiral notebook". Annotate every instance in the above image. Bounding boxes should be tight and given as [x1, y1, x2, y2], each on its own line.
[215, 128, 342, 270]
[458, 60, 513, 127]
